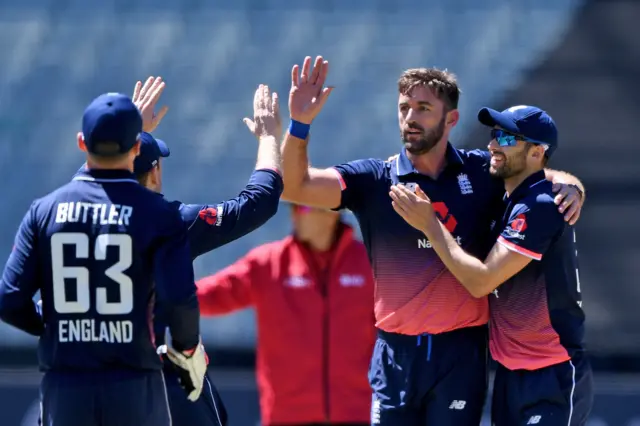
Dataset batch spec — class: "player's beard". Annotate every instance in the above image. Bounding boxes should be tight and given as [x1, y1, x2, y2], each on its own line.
[401, 115, 446, 155]
[490, 145, 529, 179]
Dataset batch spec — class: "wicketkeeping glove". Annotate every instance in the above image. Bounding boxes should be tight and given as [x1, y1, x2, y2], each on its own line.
[158, 338, 208, 401]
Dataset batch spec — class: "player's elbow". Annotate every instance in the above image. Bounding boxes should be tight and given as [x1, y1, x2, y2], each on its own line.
[460, 276, 495, 298]
[261, 188, 281, 220]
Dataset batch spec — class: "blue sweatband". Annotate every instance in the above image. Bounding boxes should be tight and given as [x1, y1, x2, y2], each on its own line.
[288, 120, 310, 140]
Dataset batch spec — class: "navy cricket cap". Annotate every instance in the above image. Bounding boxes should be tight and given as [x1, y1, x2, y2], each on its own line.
[82, 93, 143, 156]
[477, 105, 558, 156]
[133, 132, 170, 176]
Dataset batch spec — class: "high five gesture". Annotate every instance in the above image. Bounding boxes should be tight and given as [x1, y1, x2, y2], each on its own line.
[289, 56, 333, 125]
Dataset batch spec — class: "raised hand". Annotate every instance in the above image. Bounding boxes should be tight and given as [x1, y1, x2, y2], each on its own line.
[132, 76, 169, 133]
[243, 84, 281, 139]
[289, 56, 333, 124]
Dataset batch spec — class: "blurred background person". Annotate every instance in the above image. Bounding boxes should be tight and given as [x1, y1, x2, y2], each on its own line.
[196, 204, 375, 426]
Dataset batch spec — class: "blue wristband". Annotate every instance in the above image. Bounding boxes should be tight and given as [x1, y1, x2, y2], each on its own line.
[288, 119, 310, 140]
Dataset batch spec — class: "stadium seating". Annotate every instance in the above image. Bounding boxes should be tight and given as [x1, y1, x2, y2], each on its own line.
[0, 0, 609, 349]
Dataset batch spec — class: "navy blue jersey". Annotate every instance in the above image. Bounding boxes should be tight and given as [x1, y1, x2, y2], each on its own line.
[0, 169, 200, 371]
[156, 169, 283, 345]
[331, 145, 504, 335]
[178, 169, 282, 259]
[489, 170, 585, 370]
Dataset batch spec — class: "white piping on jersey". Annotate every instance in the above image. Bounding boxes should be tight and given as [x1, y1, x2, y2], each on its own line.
[73, 176, 139, 184]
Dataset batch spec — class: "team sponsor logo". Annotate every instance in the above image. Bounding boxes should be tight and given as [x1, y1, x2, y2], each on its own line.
[284, 276, 311, 288]
[338, 274, 365, 287]
[432, 201, 457, 233]
[418, 236, 462, 248]
[198, 204, 224, 227]
[504, 213, 527, 240]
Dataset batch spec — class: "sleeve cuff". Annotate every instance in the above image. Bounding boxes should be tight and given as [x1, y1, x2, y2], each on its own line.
[256, 167, 281, 177]
[497, 236, 543, 261]
[329, 167, 346, 190]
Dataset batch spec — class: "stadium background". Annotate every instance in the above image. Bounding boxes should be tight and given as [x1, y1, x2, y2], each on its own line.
[0, 0, 638, 424]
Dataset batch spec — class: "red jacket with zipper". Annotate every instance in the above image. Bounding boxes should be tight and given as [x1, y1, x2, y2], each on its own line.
[196, 224, 375, 425]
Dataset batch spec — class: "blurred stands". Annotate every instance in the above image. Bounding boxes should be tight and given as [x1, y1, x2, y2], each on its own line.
[0, 0, 638, 363]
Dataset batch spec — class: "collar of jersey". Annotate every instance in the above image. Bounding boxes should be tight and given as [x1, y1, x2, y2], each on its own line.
[73, 168, 138, 182]
[395, 142, 464, 176]
[503, 169, 547, 203]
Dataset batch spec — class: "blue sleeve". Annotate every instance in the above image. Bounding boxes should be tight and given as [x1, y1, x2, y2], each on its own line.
[153, 205, 200, 351]
[497, 195, 565, 261]
[331, 159, 382, 213]
[180, 169, 283, 259]
[0, 204, 44, 336]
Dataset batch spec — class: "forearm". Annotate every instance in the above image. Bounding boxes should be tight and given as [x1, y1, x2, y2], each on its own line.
[421, 219, 492, 297]
[255, 135, 281, 172]
[164, 295, 200, 351]
[280, 132, 311, 201]
[545, 168, 585, 194]
[196, 273, 253, 316]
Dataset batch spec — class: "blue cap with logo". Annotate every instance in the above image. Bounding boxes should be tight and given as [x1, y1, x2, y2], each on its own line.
[82, 93, 142, 156]
[477, 105, 558, 156]
[133, 132, 170, 176]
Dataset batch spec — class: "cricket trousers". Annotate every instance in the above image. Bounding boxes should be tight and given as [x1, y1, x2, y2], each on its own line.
[40, 369, 171, 426]
[369, 325, 488, 426]
[492, 350, 593, 426]
[164, 365, 228, 426]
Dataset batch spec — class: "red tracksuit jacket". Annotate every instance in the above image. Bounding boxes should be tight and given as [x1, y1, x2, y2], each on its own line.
[196, 224, 375, 425]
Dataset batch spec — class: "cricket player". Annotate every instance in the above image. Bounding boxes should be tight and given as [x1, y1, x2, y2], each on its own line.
[0, 92, 207, 426]
[278, 56, 586, 425]
[390, 105, 593, 425]
[113, 79, 282, 426]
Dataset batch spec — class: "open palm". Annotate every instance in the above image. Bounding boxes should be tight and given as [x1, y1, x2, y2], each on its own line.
[289, 56, 333, 125]
[132, 76, 169, 133]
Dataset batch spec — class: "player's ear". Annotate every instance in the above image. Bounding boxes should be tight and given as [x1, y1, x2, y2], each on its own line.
[132, 140, 142, 157]
[77, 132, 88, 153]
[530, 145, 544, 159]
[446, 109, 459, 128]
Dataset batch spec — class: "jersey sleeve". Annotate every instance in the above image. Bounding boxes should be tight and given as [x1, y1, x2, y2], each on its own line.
[467, 148, 491, 163]
[180, 169, 283, 259]
[196, 248, 267, 315]
[497, 197, 565, 261]
[0, 204, 44, 336]
[330, 159, 382, 212]
[153, 204, 200, 351]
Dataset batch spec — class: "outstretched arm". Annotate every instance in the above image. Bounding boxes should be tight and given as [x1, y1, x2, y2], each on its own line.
[390, 184, 564, 298]
[196, 248, 268, 315]
[178, 85, 285, 258]
[280, 55, 343, 209]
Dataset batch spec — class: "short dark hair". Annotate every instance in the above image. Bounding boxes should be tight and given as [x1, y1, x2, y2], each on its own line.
[86, 141, 132, 166]
[136, 170, 151, 186]
[398, 68, 461, 111]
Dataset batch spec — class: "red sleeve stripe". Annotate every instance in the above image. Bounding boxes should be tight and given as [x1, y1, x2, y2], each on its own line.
[497, 236, 543, 261]
[330, 167, 347, 190]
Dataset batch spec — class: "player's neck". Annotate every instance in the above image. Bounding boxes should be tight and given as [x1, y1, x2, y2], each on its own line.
[300, 225, 339, 252]
[406, 140, 448, 179]
[504, 167, 543, 196]
[85, 157, 134, 173]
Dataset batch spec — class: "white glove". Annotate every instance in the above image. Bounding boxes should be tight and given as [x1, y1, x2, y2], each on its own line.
[160, 339, 207, 401]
